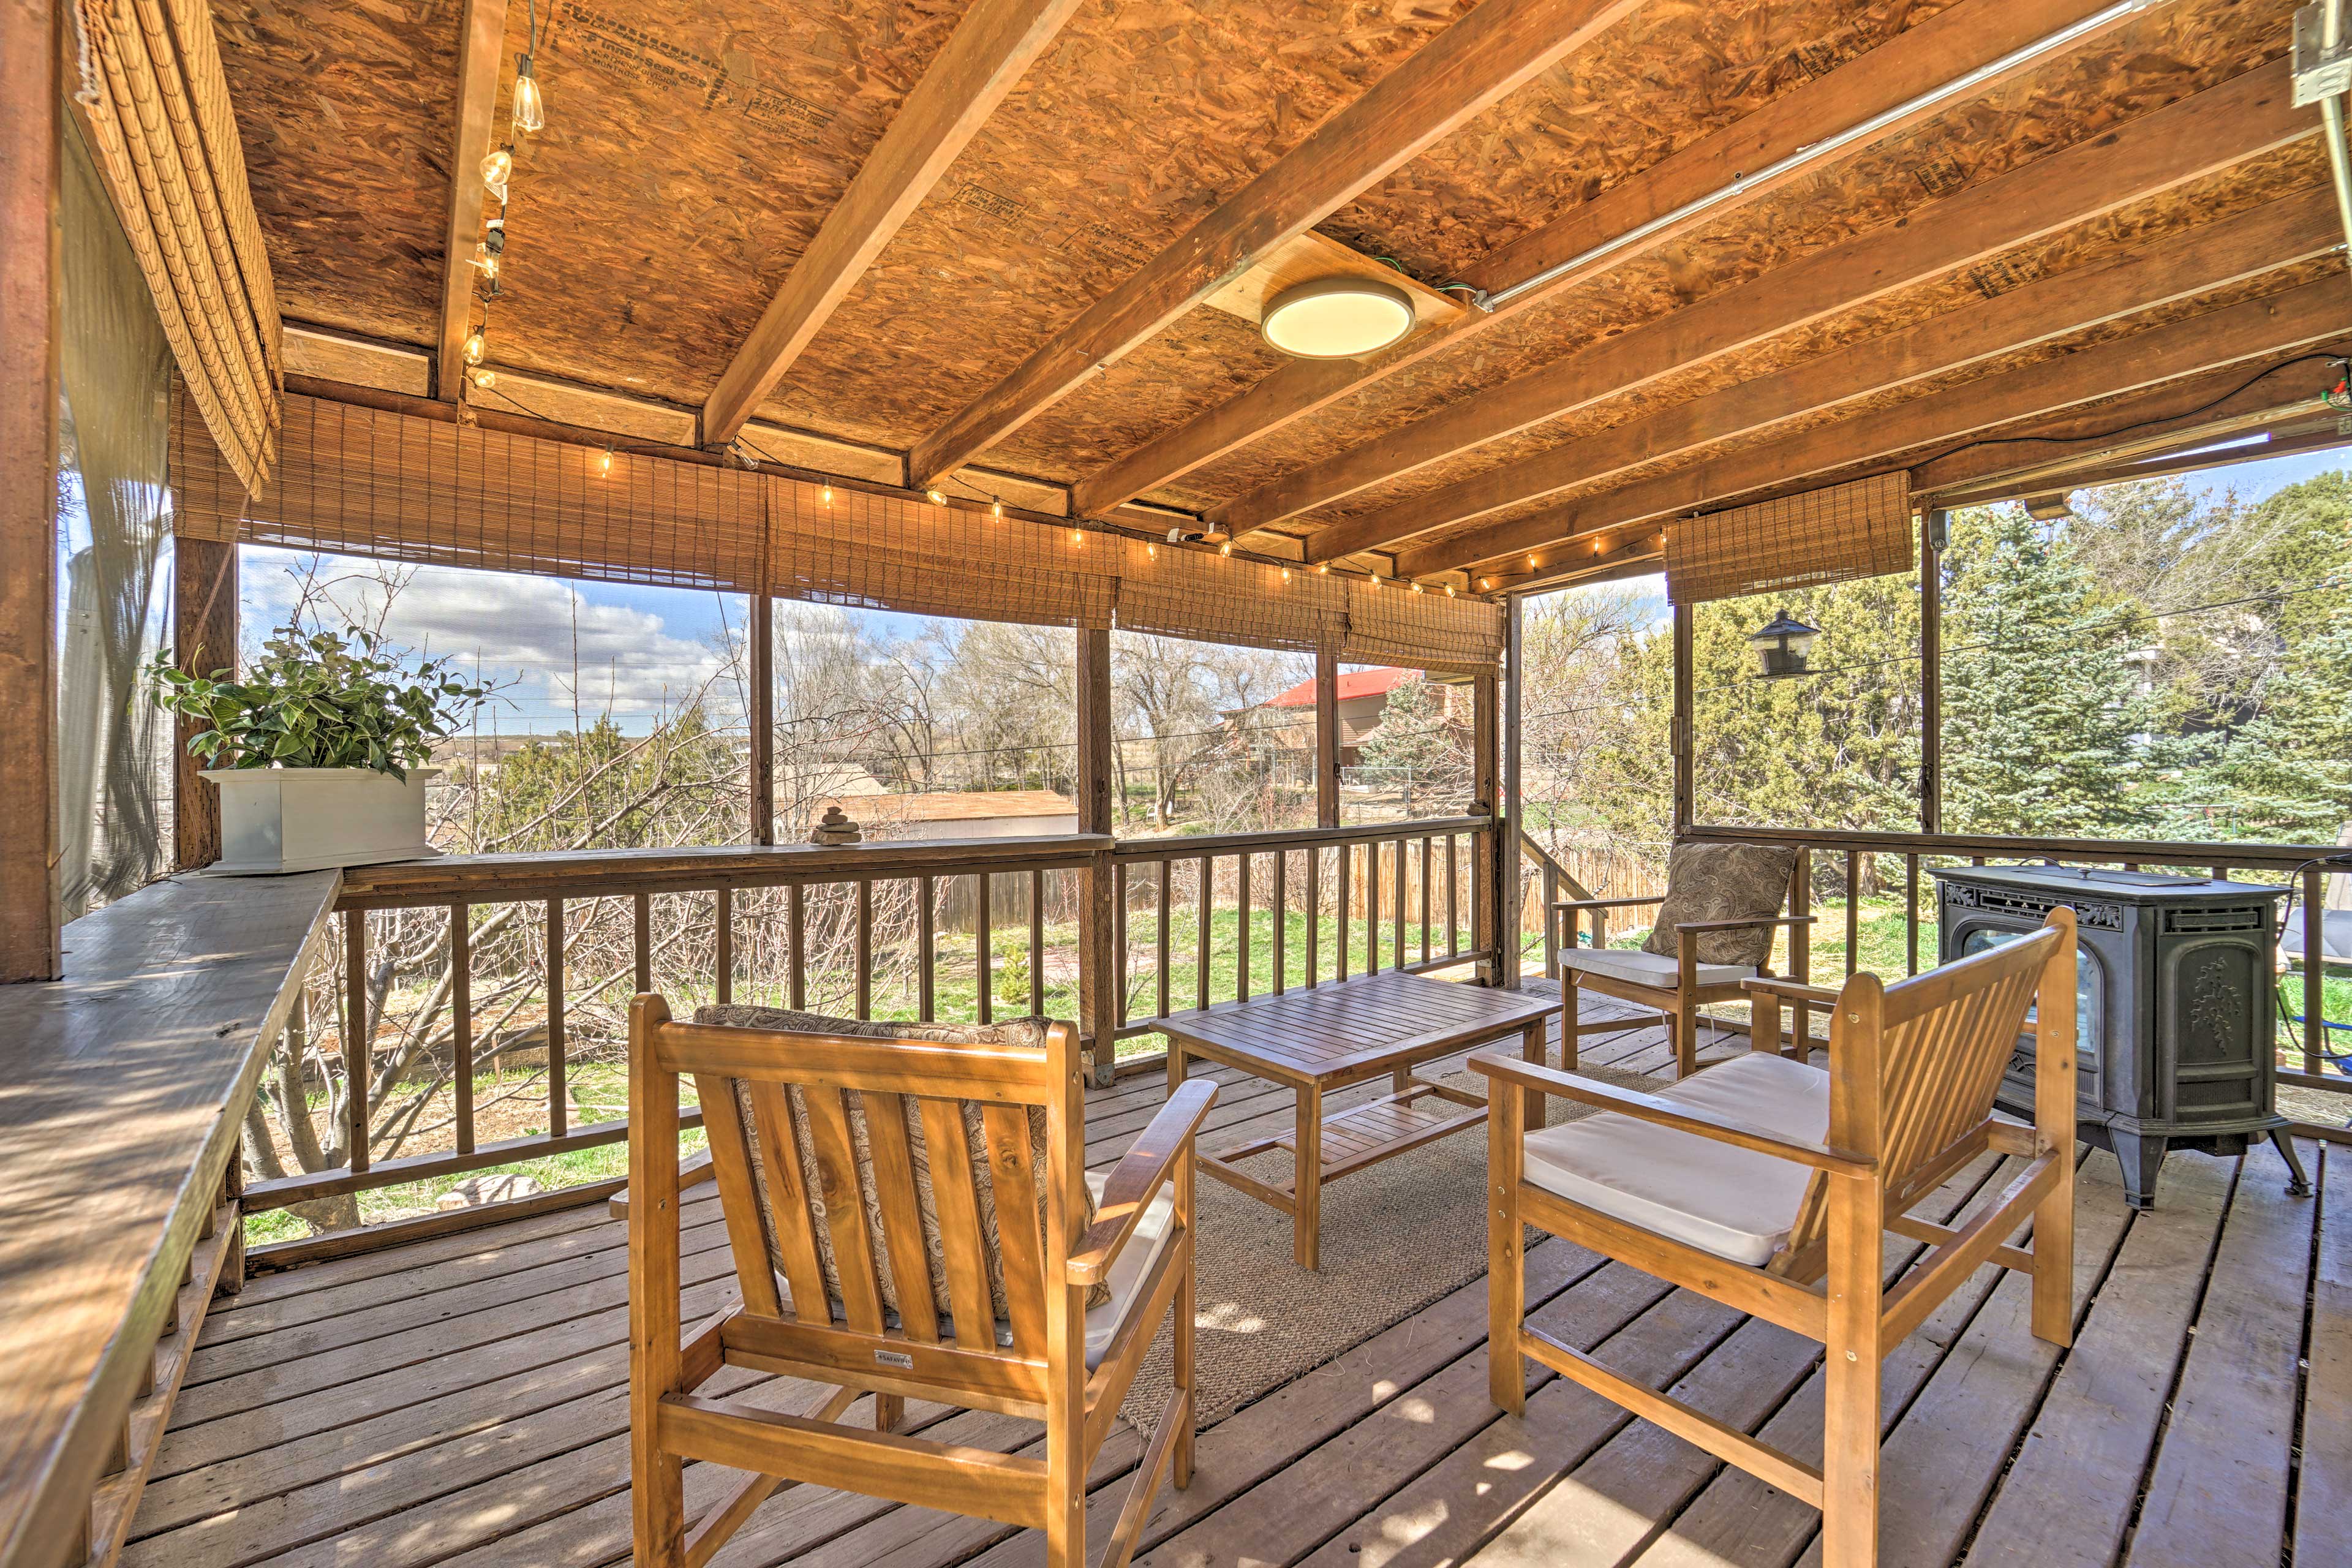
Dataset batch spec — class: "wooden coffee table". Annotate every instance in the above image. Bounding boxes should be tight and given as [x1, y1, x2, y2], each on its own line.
[1159, 969, 1558, 1270]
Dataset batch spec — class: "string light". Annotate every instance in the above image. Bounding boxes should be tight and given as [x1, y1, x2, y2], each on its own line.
[597, 446, 613, 476]
[1411, 580, 1424, 593]
[1281, 567, 1291, 581]
[463, 326, 486, 365]
[1482, 578, 1494, 589]
[990, 500, 1003, 519]
[1316, 562, 1330, 575]
[927, 488, 948, 506]
[1367, 575, 1379, 590]
[1527, 553, 1538, 568]
[480, 148, 511, 203]
[1444, 583, 1456, 597]
[820, 483, 832, 505]
[1147, 543, 1157, 558]
[469, 367, 496, 389]
[1219, 541, 1232, 556]
[1070, 527, 1084, 545]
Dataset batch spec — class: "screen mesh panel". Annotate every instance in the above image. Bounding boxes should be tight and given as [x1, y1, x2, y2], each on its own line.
[172, 386, 1507, 667]
[1665, 473, 1913, 606]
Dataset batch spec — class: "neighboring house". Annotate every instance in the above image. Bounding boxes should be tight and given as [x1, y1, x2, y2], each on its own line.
[1232, 666, 1415, 766]
[800, 789, 1080, 842]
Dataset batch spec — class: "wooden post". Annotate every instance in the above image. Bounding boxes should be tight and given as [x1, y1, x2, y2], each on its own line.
[749, 590, 774, 845]
[1075, 627, 1117, 1085]
[173, 537, 238, 871]
[1314, 646, 1340, 829]
[1501, 595, 1523, 990]
[1471, 668, 1500, 982]
[1, 0, 61, 982]
[1670, 598, 1695, 835]
[1920, 510, 1943, 834]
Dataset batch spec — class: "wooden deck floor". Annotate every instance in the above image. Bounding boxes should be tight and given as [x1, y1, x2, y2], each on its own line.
[130, 992, 2350, 1568]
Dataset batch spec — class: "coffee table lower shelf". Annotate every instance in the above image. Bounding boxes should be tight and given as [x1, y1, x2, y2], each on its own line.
[1199, 1079, 1488, 1232]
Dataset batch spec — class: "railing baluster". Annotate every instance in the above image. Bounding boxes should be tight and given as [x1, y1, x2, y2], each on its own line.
[451, 902, 474, 1157]
[1272, 848, 1287, 996]
[1844, 850, 1860, 979]
[918, 874, 936, 1022]
[789, 882, 807, 1011]
[976, 871, 993, 1025]
[1447, 833, 1459, 957]
[1905, 854, 1920, 977]
[546, 897, 568, 1139]
[633, 892, 652, 993]
[1114, 862, 1128, 1028]
[715, 886, 733, 1006]
[2306, 868, 2326, 1077]
[1393, 834, 1406, 972]
[1540, 859, 1558, 983]
[1028, 868, 1045, 1017]
[1196, 855, 1212, 1012]
[344, 911, 369, 1175]
[1156, 858, 1171, 1019]
[856, 879, 873, 1020]
[1336, 843, 1351, 982]
[1305, 845, 1321, 989]
[1237, 851, 1252, 1005]
[1366, 842, 1380, 975]
[1420, 836, 1431, 963]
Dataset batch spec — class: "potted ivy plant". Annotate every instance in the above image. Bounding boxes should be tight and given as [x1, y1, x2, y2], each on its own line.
[147, 625, 488, 875]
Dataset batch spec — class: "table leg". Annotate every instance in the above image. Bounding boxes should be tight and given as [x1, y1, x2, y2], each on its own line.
[1167, 1039, 1186, 1097]
[1294, 1085, 1321, 1272]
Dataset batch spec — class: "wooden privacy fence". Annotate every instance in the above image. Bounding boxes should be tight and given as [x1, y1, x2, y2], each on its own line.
[238, 818, 1506, 1261]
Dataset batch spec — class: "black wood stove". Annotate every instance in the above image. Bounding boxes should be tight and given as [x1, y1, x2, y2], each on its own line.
[1932, 862, 2310, 1209]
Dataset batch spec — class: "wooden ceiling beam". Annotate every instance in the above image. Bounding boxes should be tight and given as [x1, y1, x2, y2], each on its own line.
[1403, 275, 2352, 580]
[1311, 188, 2340, 562]
[434, 0, 510, 401]
[1283, 59, 2313, 557]
[1074, 0, 2169, 519]
[905, 0, 1650, 491]
[700, 0, 1085, 447]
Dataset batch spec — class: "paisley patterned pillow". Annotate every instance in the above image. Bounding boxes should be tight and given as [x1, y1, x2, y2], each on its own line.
[1639, 842, 1801, 970]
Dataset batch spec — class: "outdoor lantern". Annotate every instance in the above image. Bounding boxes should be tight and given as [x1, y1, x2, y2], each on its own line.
[1749, 610, 1820, 680]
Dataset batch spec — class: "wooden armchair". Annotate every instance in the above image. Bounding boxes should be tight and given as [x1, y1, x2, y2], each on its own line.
[626, 996, 1216, 1568]
[1551, 841, 1814, 1076]
[1473, 908, 2078, 1568]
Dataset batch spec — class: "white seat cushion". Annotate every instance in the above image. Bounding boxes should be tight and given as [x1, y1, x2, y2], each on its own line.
[1084, 1169, 1180, 1370]
[1558, 946, 1756, 990]
[1520, 1052, 1829, 1267]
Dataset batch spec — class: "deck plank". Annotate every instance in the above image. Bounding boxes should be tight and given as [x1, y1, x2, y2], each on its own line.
[2122, 1141, 2315, 1568]
[2294, 1143, 2351, 1568]
[1957, 1155, 2234, 1568]
[127, 995, 2305, 1568]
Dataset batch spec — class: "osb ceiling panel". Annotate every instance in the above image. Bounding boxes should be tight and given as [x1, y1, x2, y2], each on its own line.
[1272, 145, 2331, 541]
[1170, 0, 2295, 510]
[213, 0, 466, 345]
[1401, 263, 2341, 571]
[745, 0, 1472, 450]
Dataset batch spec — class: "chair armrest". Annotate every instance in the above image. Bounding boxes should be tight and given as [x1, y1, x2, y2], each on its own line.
[1742, 976, 1842, 1008]
[1550, 895, 1666, 913]
[1067, 1079, 1217, 1287]
[1673, 914, 1816, 933]
[1468, 1048, 1873, 1176]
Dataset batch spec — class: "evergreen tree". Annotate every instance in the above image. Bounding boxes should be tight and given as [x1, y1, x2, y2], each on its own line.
[1356, 675, 1468, 813]
[1939, 505, 2182, 837]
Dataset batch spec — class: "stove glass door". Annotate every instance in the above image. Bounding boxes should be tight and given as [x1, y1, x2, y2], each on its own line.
[1962, 927, 2101, 1054]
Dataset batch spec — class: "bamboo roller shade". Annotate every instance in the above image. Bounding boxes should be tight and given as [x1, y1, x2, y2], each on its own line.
[70, 0, 281, 491]
[1664, 473, 1914, 606]
[172, 388, 1506, 671]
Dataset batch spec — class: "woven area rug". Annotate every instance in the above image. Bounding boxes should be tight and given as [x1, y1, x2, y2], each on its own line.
[1117, 1061, 1658, 1431]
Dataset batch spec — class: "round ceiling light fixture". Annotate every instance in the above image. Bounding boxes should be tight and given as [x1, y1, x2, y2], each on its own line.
[1261, 276, 1414, 360]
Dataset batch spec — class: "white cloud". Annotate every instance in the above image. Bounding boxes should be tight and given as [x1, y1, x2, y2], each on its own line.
[240, 550, 740, 731]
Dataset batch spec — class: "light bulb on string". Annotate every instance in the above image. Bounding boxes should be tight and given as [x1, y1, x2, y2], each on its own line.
[470, 241, 500, 282]
[1069, 527, 1084, 546]
[480, 148, 511, 203]
[1444, 583, 1456, 597]
[1281, 567, 1291, 582]
[1219, 541, 1232, 557]
[1411, 581, 1423, 593]
[820, 483, 833, 505]
[990, 500, 1003, 519]
[927, 488, 948, 506]
[463, 326, 486, 365]
[597, 447, 614, 477]
[469, 368, 497, 390]
[1316, 563, 1329, 575]
[510, 57, 545, 135]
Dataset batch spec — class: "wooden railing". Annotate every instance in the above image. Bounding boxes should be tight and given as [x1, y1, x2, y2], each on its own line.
[1107, 815, 1496, 1047]
[1680, 824, 2351, 1101]
[241, 836, 1109, 1259]
[238, 818, 1509, 1262]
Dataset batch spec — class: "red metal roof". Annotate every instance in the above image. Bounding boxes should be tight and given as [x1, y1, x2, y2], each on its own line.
[1264, 666, 1416, 708]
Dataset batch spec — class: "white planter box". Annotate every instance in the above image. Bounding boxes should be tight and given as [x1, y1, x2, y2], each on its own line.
[200, 766, 443, 875]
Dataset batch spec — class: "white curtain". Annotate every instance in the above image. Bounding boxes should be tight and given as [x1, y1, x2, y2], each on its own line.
[58, 118, 173, 918]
